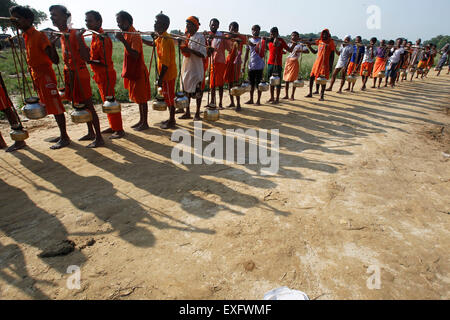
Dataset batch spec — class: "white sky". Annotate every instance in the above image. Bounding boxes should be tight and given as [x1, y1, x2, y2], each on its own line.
[16, 0, 450, 41]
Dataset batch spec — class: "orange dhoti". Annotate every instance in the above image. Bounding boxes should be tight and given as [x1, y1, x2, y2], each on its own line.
[210, 62, 226, 88]
[161, 79, 175, 106]
[94, 69, 123, 132]
[224, 61, 241, 85]
[372, 57, 387, 78]
[283, 58, 300, 82]
[0, 84, 13, 111]
[347, 62, 357, 75]
[64, 67, 92, 104]
[417, 60, 427, 69]
[31, 66, 65, 115]
[360, 62, 374, 77]
[124, 71, 151, 104]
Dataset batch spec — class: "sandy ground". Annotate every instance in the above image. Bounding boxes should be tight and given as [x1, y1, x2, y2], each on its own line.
[0, 73, 449, 300]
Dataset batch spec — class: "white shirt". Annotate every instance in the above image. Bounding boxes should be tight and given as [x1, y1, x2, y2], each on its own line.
[336, 44, 354, 68]
[287, 43, 307, 59]
[390, 47, 405, 64]
[362, 46, 375, 63]
[181, 32, 207, 93]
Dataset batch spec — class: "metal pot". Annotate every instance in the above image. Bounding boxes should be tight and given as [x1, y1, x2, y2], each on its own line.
[203, 104, 220, 122]
[71, 105, 92, 124]
[23, 97, 47, 120]
[346, 75, 357, 84]
[152, 96, 168, 111]
[378, 71, 386, 79]
[58, 88, 66, 98]
[10, 124, 29, 141]
[241, 82, 251, 93]
[293, 79, 305, 88]
[230, 86, 245, 97]
[316, 76, 328, 85]
[102, 96, 121, 114]
[362, 70, 369, 77]
[269, 74, 281, 86]
[258, 82, 269, 92]
[410, 67, 416, 73]
[175, 92, 189, 111]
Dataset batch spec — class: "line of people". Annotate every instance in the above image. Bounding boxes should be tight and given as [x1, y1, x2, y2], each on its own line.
[1, 5, 449, 153]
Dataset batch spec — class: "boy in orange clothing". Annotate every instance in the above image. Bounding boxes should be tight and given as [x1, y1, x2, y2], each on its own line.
[10, 5, 71, 150]
[82, 10, 125, 139]
[116, 11, 151, 132]
[0, 72, 26, 152]
[143, 13, 177, 129]
[50, 5, 104, 148]
[223, 22, 246, 111]
[206, 18, 227, 109]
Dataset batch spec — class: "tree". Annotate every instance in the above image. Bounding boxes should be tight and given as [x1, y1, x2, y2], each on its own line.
[0, 0, 47, 32]
[424, 35, 450, 50]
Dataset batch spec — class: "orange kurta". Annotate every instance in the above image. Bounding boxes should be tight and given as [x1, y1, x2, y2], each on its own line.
[224, 35, 247, 84]
[122, 26, 151, 104]
[61, 29, 92, 104]
[155, 31, 176, 106]
[310, 30, 336, 79]
[90, 29, 122, 131]
[23, 26, 65, 115]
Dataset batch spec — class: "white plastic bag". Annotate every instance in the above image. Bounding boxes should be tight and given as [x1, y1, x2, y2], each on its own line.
[263, 287, 310, 300]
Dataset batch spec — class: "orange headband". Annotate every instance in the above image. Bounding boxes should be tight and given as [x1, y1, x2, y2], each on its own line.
[186, 16, 200, 30]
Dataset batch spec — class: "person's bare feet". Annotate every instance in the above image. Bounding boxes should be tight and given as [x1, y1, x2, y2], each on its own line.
[50, 138, 70, 150]
[313, 91, 319, 95]
[344, 88, 350, 92]
[133, 123, 150, 131]
[131, 122, 141, 129]
[87, 138, 105, 148]
[305, 94, 313, 98]
[319, 97, 325, 101]
[110, 130, 125, 139]
[227, 104, 235, 108]
[290, 97, 295, 101]
[78, 133, 95, 141]
[175, 109, 184, 114]
[325, 87, 332, 92]
[160, 121, 176, 129]
[235, 106, 242, 112]
[179, 113, 192, 120]
[102, 128, 114, 134]
[48, 137, 60, 143]
[244, 100, 254, 105]
[337, 90, 342, 94]
[282, 96, 289, 100]
[6, 141, 26, 152]
[193, 113, 202, 121]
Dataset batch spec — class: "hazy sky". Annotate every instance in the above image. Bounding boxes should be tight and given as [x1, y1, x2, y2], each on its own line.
[17, 0, 449, 41]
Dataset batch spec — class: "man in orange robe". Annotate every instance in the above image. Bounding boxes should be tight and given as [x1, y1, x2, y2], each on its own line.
[49, 5, 104, 148]
[116, 11, 151, 132]
[83, 10, 125, 139]
[10, 5, 71, 150]
[223, 22, 247, 111]
[0, 72, 26, 152]
[143, 13, 177, 129]
[306, 29, 336, 101]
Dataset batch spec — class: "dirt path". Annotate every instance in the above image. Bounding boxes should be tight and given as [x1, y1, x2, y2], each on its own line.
[0, 74, 449, 300]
